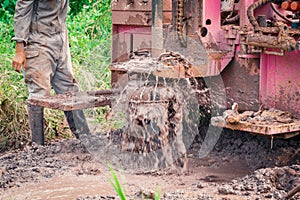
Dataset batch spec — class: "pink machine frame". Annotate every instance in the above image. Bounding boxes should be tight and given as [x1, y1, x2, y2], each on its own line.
[111, 0, 300, 136]
[184, 0, 300, 116]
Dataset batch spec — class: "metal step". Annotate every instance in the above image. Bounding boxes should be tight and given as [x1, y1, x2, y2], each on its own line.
[211, 108, 300, 138]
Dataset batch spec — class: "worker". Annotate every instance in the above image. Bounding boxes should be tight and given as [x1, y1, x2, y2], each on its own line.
[11, 0, 90, 145]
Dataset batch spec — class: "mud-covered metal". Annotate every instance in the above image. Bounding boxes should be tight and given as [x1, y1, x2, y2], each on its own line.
[246, 32, 299, 51]
[27, 90, 114, 111]
[109, 54, 201, 170]
[123, 85, 182, 153]
[212, 105, 300, 137]
[151, 0, 163, 57]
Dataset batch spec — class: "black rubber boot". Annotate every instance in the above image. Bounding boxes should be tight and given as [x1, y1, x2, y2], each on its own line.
[64, 110, 91, 139]
[27, 104, 44, 145]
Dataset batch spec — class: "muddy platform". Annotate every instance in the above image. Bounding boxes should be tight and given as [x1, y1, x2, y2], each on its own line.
[212, 106, 300, 138]
[0, 129, 299, 200]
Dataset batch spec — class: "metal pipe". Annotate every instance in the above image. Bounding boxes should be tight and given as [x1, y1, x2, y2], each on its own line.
[247, 33, 299, 51]
[223, 14, 240, 25]
[172, 0, 176, 28]
[281, 1, 291, 10]
[152, 0, 163, 57]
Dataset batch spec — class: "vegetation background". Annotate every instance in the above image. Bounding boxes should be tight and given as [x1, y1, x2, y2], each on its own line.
[0, 0, 112, 152]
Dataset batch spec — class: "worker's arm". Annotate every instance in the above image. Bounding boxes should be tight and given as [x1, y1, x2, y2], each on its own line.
[12, 0, 35, 72]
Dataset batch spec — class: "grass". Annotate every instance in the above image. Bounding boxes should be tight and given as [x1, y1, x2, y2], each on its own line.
[67, 1, 112, 91]
[0, 16, 30, 151]
[154, 188, 161, 200]
[107, 164, 162, 200]
[107, 164, 127, 200]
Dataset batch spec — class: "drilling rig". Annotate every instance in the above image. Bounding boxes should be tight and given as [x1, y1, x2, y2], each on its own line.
[30, 0, 300, 153]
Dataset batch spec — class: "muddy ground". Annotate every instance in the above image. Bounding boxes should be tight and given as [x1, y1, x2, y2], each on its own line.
[0, 129, 299, 200]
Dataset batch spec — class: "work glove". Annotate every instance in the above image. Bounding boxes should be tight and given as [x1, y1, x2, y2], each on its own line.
[12, 42, 26, 73]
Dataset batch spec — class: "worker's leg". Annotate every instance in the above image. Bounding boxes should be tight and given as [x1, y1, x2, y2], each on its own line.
[63, 110, 90, 139]
[23, 46, 53, 145]
[52, 51, 91, 138]
[27, 104, 44, 145]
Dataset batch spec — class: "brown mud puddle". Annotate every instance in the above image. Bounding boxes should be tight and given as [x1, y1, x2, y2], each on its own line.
[0, 131, 299, 200]
[0, 154, 250, 200]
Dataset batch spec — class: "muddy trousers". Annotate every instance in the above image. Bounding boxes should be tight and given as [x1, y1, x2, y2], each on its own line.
[28, 104, 90, 145]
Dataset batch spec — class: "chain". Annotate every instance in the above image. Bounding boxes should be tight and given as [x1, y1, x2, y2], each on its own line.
[176, 0, 187, 46]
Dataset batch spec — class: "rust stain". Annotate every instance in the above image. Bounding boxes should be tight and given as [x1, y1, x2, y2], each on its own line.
[126, 14, 150, 25]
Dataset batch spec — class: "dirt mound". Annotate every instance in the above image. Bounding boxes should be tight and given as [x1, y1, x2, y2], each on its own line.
[205, 129, 300, 170]
[0, 139, 91, 189]
[218, 165, 300, 199]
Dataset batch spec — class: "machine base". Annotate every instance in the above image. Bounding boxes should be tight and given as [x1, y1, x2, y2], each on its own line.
[212, 107, 300, 138]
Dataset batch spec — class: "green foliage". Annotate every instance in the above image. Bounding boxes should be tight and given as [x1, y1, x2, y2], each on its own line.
[0, 76, 29, 151]
[107, 164, 127, 200]
[154, 188, 161, 200]
[0, 0, 16, 23]
[91, 106, 125, 133]
[67, 0, 113, 133]
[0, 16, 28, 151]
[0, 0, 96, 19]
[68, 0, 112, 91]
[69, 0, 98, 17]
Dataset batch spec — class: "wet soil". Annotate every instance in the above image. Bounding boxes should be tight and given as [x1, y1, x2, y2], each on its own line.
[0, 130, 299, 200]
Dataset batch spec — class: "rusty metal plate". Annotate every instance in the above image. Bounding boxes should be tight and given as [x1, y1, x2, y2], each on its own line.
[112, 0, 152, 11]
[221, 58, 260, 112]
[211, 113, 300, 136]
[112, 0, 172, 12]
[112, 28, 152, 63]
[113, 11, 152, 26]
[112, 11, 172, 25]
[27, 91, 113, 111]
[261, 51, 300, 117]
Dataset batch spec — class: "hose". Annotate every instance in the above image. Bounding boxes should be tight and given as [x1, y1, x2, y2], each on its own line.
[247, 0, 273, 28]
[223, 14, 240, 25]
[270, 3, 293, 23]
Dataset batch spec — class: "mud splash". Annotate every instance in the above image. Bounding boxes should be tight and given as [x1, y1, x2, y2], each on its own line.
[110, 55, 200, 170]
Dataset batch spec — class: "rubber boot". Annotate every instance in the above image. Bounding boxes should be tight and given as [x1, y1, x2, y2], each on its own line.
[27, 104, 44, 145]
[64, 110, 91, 139]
